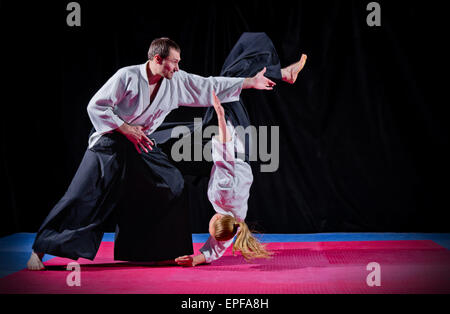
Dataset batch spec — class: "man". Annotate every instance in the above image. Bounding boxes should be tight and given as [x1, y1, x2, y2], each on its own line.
[27, 37, 276, 270]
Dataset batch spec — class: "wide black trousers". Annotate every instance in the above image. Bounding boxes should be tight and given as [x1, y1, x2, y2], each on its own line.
[33, 132, 190, 262]
[32, 32, 282, 262]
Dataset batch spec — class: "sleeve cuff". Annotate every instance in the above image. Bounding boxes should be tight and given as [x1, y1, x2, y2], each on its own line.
[212, 136, 235, 163]
[199, 247, 213, 264]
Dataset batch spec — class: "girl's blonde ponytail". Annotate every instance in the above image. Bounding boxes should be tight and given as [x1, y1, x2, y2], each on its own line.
[214, 215, 272, 261]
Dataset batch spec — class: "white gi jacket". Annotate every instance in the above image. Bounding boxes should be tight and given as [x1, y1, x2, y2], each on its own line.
[199, 124, 254, 263]
[87, 61, 245, 148]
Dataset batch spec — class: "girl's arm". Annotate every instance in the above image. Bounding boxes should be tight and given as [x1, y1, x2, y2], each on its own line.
[212, 91, 232, 143]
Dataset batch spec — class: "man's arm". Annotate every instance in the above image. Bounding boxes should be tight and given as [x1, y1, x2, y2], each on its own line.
[175, 68, 276, 108]
[87, 69, 128, 135]
[87, 69, 154, 154]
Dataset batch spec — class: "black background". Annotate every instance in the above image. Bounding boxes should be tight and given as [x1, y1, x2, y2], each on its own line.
[1, 0, 449, 237]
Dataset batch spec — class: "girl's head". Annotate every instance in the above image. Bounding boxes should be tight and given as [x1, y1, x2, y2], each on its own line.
[208, 213, 272, 261]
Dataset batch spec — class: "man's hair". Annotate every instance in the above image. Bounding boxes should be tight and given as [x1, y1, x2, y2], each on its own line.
[148, 37, 180, 60]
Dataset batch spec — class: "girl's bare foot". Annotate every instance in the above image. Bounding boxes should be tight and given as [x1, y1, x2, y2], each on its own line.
[27, 251, 45, 271]
[281, 54, 308, 84]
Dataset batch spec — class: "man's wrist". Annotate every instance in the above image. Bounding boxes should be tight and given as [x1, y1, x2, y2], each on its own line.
[242, 77, 254, 89]
[117, 122, 128, 134]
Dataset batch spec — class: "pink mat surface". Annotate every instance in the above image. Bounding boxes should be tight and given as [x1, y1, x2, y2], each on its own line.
[1, 240, 449, 294]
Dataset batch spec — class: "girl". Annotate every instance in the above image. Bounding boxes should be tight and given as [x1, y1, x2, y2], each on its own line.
[175, 33, 307, 267]
[176, 92, 272, 266]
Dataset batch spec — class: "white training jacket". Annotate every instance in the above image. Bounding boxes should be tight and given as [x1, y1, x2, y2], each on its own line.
[87, 61, 245, 148]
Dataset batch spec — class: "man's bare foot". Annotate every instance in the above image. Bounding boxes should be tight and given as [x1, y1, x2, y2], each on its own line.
[281, 54, 308, 84]
[27, 251, 45, 271]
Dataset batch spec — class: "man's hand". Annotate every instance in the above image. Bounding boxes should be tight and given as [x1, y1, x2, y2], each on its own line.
[117, 123, 154, 154]
[243, 67, 276, 90]
[175, 254, 206, 267]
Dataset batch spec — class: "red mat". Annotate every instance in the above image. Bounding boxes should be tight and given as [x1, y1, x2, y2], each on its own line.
[1, 240, 449, 294]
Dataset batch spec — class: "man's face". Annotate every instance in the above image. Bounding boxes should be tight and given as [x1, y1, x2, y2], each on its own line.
[160, 48, 180, 79]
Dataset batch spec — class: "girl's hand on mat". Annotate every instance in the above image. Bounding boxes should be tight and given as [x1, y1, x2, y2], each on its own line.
[243, 67, 276, 90]
[175, 254, 207, 267]
[175, 255, 195, 267]
[117, 123, 154, 154]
